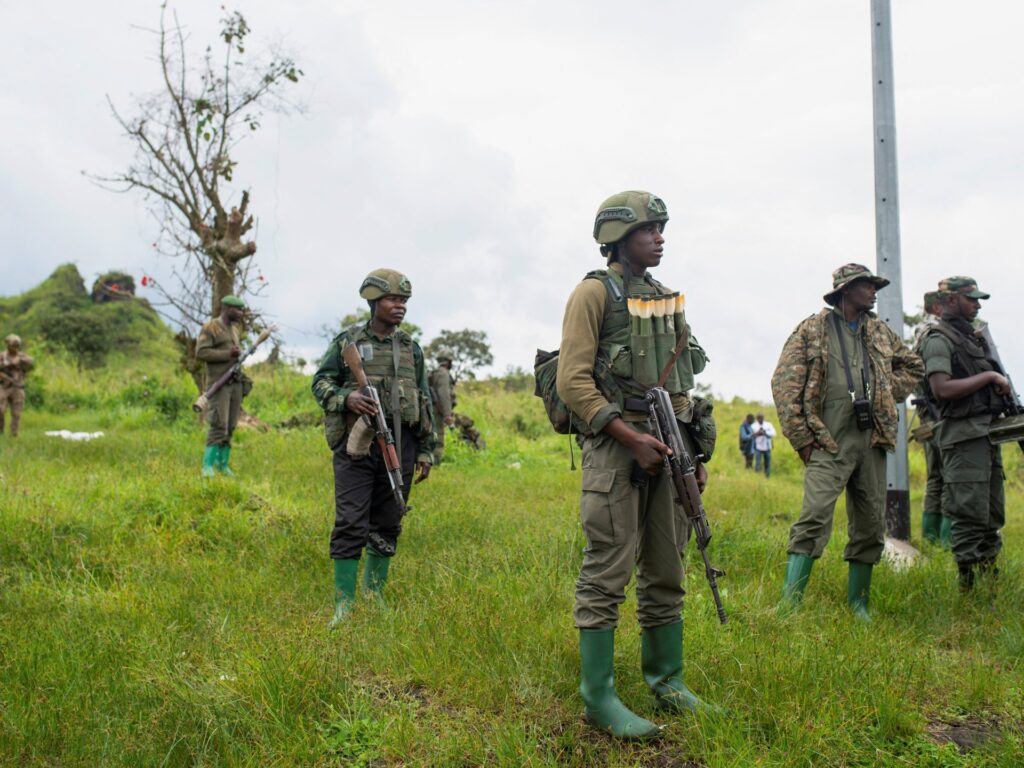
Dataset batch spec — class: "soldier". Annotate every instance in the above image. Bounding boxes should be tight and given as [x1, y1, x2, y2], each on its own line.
[312, 269, 435, 629]
[0, 334, 35, 437]
[912, 290, 950, 547]
[556, 190, 718, 740]
[773, 264, 923, 619]
[918, 277, 1009, 591]
[428, 349, 456, 464]
[195, 295, 248, 477]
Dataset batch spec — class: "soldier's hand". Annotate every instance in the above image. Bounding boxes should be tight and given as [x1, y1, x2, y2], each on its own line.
[991, 372, 1011, 395]
[414, 461, 431, 483]
[345, 390, 378, 416]
[631, 433, 671, 475]
[444, 415, 454, 427]
[798, 444, 817, 465]
[229, 345, 241, 358]
[696, 462, 708, 493]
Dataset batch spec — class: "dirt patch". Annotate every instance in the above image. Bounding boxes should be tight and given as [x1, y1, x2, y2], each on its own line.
[926, 716, 1005, 752]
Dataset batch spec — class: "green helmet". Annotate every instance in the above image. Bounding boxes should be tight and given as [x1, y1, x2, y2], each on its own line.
[435, 347, 454, 363]
[359, 268, 413, 300]
[592, 190, 669, 246]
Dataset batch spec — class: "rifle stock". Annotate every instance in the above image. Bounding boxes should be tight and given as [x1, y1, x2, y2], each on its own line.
[644, 386, 727, 624]
[341, 344, 408, 513]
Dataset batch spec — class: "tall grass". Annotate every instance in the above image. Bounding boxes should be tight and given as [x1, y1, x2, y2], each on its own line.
[0, 366, 1021, 766]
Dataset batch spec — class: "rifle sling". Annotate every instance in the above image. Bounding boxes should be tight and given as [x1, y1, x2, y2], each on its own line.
[391, 334, 402, 461]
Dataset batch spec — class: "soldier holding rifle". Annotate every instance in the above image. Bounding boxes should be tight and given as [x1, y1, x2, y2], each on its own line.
[312, 269, 435, 629]
[556, 191, 719, 740]
[195, 295, 254, 477]
[918, 277, 1011, 591]
[0, 334, 34, 437]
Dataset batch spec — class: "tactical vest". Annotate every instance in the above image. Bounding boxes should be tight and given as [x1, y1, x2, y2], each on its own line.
[925, 321, 1003, 419]
[343, 324, 421, 426]
[586, 268, 693, 398]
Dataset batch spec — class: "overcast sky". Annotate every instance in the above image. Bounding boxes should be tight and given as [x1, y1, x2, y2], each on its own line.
[2, 1, 1022, 401]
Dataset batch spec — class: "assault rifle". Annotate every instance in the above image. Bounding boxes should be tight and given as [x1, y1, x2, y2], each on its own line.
[643, 386, 728, 624]
[341, 343, 408, 514]
[977, 323, 1024, 454]
[192, 326, 274, 413]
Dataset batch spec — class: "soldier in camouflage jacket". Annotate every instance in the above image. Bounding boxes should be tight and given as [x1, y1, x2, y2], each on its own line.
[772, 264, 923, 620]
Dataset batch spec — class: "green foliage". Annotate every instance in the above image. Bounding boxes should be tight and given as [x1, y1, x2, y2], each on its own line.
[1, 369, 1022, 766]
[425, 328, 494, 380]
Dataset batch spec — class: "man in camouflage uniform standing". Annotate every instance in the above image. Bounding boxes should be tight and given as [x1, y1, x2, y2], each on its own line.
[912, 290, 950, 547]
[428, 349, 455, 464]
[773, 264, 923, 619]
[0, 334, 35, 437]
[196, 295, 247, 477]
[918, 277, 1009, 590]
[312, 269, 435, 629]
[556, 190, 719, 740]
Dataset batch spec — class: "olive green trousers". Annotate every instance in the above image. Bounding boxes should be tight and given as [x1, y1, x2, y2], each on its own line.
[573, 422, 693, 630]
[940, 436, 1004, 565]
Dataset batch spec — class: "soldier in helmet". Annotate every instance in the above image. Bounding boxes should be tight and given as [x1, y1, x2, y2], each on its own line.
[428, 348, 456, 464]
[195, 295, 249, 477]
[555, 191, 718, 740]
[312, 268, 436, 628]
[0, 334, 35, 437]
[772, 264, 923, 619]
[918, 277, 1009, 590]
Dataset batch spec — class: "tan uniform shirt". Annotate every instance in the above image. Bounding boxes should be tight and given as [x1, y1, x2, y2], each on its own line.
[0, 351, 34, 388]
[195, 318, 240, 386]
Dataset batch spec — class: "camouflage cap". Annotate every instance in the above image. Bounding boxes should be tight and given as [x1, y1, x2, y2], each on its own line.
[923, 290, 942, 309]
[360, 268, 412, 300]
[593, 190, 669, 246]
[435, 347, 454, 362]
[823, 263, 890, 306]
[938, 276, 990, 300]
[221, 295, 246, 309]
[4, 334, 21, 347]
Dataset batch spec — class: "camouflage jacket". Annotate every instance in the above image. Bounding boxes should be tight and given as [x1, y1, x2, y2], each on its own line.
[771, 308, 924, 453]
[0, 351, 34, 388]
[428, 367, 456, 420]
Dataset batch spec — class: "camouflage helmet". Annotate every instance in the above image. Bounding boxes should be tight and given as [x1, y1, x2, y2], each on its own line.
[593, 190, 669, 246]
[359, 268, 413, 300]
[4, 334, 21, 348]
[435, 347, 454, 363]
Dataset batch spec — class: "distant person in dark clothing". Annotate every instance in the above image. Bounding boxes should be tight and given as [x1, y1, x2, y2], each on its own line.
[739, 413, 755, 469]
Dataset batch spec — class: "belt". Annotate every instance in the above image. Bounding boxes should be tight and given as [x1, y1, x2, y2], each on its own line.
[624, 397, 650, 413]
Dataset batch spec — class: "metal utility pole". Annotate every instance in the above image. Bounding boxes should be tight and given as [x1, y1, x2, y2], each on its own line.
[870, 0, 910, 540]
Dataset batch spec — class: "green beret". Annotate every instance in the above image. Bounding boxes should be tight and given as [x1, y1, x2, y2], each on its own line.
[360, 268, 412, 300]
[938, 276, 990, 300]
[221, 295, 246, 308]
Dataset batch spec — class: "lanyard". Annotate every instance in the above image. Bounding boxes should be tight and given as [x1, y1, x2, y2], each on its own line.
[832, 313, 871, 402]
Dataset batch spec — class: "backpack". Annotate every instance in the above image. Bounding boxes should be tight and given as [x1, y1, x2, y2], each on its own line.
[534, 348, 575, 434]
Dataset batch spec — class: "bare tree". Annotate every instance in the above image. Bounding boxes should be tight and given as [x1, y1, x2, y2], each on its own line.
[90, 3, 302, 382]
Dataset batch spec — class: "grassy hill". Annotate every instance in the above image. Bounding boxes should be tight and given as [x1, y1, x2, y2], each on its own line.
[0, 364, 1022, 766]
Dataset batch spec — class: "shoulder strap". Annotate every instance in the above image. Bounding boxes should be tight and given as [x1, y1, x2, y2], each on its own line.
[832, 313, 871, 400]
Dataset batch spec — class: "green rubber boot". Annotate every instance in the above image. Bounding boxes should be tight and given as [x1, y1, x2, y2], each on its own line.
[779, 554, 814, 610]
[579, 629, 660, 740]
[847, 562, 872, 621]
[328, 558, 359, 630]
[921, 512, 941, 545]
[641, 620, 724, 716]
[939, 516, 952, 550]
[201, 445, 218, 478]
[363, 547, 391, 602]
[216, 444, 235, 476]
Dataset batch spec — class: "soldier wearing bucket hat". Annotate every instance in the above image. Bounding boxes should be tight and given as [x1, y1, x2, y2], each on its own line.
[195, 295, 249, 476]
[312, 268, 436, 628]
[918, 276, 1009, 590]
[556, 190, 719, 740]
[0, 333, 35, 437]
[772, 263, 923, 619]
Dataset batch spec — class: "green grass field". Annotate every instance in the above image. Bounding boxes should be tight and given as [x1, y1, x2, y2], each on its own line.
[1, 363, 1022, 766]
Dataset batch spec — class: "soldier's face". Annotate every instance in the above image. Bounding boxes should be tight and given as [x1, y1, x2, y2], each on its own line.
[376, 295, 408, 326]
[843, 279, 877, 312]
[953, 292, 981, 321]
[621, 222, 665, 271]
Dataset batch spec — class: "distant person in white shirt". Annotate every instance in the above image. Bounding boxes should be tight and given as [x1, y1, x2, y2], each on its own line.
[752, 413, 777, 478]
